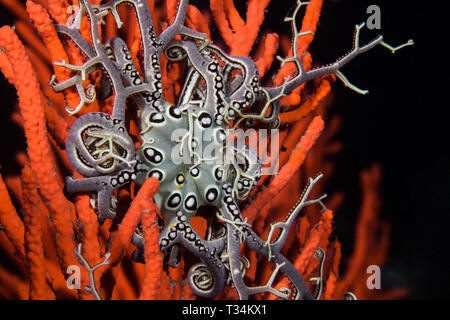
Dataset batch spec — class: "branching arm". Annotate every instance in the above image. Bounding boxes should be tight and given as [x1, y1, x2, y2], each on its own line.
[74, 243, 110, 300]
[263, 1, 414, 99]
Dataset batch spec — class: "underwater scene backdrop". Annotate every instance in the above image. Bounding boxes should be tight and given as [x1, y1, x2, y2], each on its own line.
[0, 0, 444, 300]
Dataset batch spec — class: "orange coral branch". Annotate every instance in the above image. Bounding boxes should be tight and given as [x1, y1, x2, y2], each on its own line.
[279, 75, 335, 123]
[335, 164, 404, 299]
[242, 0, 271, 55]
[100, 178, 160, 298]
[105, 177, 160, 270]
[46, 0, 69, 24]
[24, 44, 52, 85]
[298, 211, 332, 275]
[138, 199, 163, 300]
[21, 165, 55, 300]
[44, 102, 70, 147]
[0, 50, 15, 83]
[0, 173, 25, 259]
[186, 5, 211, 39]
[76, 194, 101, 265]
[0, 26, 78, 271]
[323, 240, 341, 300]
[15, 20, 52, 64]
[255, 33, 279, 78]
[27, 0, 81, 112]
[341, 165, 382, 290]
[223, 0, 245, 32]
[209, 0, 234, 46]
[244, 116, 325, 223]
[210, 0, 270, 55]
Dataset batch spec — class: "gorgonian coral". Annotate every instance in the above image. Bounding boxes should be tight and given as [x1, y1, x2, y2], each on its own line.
[0, 0, 412, 300]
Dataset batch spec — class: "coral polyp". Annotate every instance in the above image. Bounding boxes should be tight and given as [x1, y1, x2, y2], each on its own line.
[0, 0, 413, 300]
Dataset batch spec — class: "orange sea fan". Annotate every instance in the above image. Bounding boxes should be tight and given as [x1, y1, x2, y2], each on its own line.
[0, 0, 411, 300]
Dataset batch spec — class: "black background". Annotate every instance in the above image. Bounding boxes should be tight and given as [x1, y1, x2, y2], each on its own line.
[0, 0, 447, 299]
